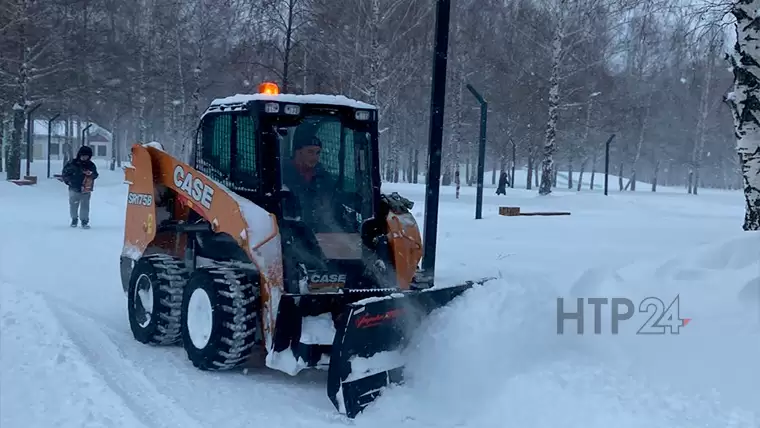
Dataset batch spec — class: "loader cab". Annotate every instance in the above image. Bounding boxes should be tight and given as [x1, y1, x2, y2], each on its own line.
[194, 83, 389, 294]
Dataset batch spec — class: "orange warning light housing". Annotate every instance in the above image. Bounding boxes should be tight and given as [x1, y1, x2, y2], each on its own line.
[258, 82, 279, 95]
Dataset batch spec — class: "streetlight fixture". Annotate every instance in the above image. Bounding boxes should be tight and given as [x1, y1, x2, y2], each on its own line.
[25, 102, 43, 178]
[81, 123, 93, 147]
[465, 83, 488, 220]
[47, 113, 61, 178]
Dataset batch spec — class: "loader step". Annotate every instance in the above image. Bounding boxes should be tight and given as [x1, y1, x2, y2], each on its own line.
[498, 206, 570, 216]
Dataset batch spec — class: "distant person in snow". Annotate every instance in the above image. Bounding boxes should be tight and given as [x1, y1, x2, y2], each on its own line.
[496, 171, 509, 195]
[62, 145, 99, 229]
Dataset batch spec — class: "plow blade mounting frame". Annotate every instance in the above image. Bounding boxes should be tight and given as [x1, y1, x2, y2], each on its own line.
[326, 279, 489, 418]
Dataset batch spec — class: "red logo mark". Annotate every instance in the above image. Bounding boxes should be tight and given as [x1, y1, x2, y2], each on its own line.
[355, 308, 404, 328]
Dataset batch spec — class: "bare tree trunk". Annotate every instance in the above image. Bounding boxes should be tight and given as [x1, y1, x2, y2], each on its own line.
[465, 151, 471, 186]
[63, 116, 72, 165]
[539, 10, 564, 195]
[8, 108, 24, 180]
[163, 82, 172, 147]
[618, 162, 624, 191]
[526, 151, 534, 190]
[589, 149, 597, 190]
[0, 116, 4, 174]
[6, 2, 31, 181]
[687, 168, 694, 193]
[576, 95, 594, 191]
[448, 69, 465, 184]
[652, 160, 660, 192]
[628, 92, 653, 191]
[367, 0, 381, 106]
[282, 0, 296, 92]
[691, 43, 716, 196]
[413, 148, 419, 183]
[577, 158, 586, 191]
[0, 115, 6, 174]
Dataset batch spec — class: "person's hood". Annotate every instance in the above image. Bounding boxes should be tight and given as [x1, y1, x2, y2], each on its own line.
[76, 145, 93, 158]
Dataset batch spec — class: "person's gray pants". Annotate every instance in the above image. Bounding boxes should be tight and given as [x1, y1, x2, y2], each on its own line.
[69, 190, 91, 223]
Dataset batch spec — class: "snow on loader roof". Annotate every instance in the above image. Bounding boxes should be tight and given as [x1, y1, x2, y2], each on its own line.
[207, 93, 377, 110]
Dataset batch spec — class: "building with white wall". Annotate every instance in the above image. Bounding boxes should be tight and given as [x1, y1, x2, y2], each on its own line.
[27, 119, 112, 160]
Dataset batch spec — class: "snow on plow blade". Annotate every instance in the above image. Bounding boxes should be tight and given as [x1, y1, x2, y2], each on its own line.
[327, 279, 491, 418]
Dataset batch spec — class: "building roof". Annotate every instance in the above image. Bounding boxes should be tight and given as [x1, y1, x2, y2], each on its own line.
[31, 119, 112, 140]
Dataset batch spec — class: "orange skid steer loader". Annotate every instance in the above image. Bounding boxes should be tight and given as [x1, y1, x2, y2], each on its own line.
[119, 82, 488, 418]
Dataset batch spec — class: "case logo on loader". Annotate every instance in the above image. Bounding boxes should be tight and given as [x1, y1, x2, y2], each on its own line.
[310, 273, 347, 284]
[308, 273, 347, 291]
[173, 165, 214, 210]
[127, 192, 153, 206]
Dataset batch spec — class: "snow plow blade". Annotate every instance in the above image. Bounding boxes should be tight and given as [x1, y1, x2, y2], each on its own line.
[327, 279, 491, 418]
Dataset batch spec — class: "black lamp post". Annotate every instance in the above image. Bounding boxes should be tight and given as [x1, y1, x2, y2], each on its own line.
[465, 83, 488, 220]
[25, 103, 42, 177]
[420, 0, 452, 280]
[47, 114, 61, 178]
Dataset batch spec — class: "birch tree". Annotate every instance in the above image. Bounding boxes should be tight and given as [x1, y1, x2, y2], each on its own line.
[689, 37, 719, 195]
[725, 0, 760, 230]
[538, 0, 567, 195]
[0, 0, 67, 179]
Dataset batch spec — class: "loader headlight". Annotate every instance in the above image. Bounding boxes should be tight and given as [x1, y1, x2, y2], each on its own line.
[355, 110, 370, 121]
[284, 104, 300, 115]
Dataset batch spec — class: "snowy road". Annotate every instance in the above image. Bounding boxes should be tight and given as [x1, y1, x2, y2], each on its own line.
[1, 163, 758, 427]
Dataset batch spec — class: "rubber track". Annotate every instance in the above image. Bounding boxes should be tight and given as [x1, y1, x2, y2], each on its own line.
[143, 254, 188, 345]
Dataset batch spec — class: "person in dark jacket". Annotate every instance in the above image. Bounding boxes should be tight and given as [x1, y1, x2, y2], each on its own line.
[281, 130, 337, 230]
[62, 145, 99, 228]
[496, 171, 509, 195]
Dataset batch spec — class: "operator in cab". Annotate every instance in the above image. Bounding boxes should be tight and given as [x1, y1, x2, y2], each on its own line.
[281, 121, 338, 230]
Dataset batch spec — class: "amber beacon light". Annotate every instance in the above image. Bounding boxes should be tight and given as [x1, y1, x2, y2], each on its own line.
[258, 81, 280, 95]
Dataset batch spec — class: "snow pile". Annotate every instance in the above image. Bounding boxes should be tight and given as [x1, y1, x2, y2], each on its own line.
[572, 232, 760, 413]
[1, 156, 756, 427]
[0, 282, 149, 428]
[356, 235, 759, 427]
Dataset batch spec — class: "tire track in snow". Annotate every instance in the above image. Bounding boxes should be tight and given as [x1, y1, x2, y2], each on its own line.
[46, 302, 206, 428]
[1, 282, 151, 428]
[12, 279, 352, 426]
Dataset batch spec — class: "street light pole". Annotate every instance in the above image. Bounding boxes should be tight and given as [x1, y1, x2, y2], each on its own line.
[465, 83, 488, 220]
[604, 133, 615, 196]
[420, 0, 452, 281]
[510, 138, 516, 188]
[25, 103, 42, 178]
[81, 123, 93, 147]
[47, 114, 61, 178]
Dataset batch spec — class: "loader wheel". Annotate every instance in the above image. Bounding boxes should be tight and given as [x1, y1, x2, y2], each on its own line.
[127, 254, 188, 345]
[181, 263, 259, 371]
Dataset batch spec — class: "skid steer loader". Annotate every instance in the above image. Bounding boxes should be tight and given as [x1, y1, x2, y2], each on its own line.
[120, 82, 489, 418]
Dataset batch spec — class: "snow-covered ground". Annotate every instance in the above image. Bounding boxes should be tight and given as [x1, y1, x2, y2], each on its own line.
[1, 160, 758, 428]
